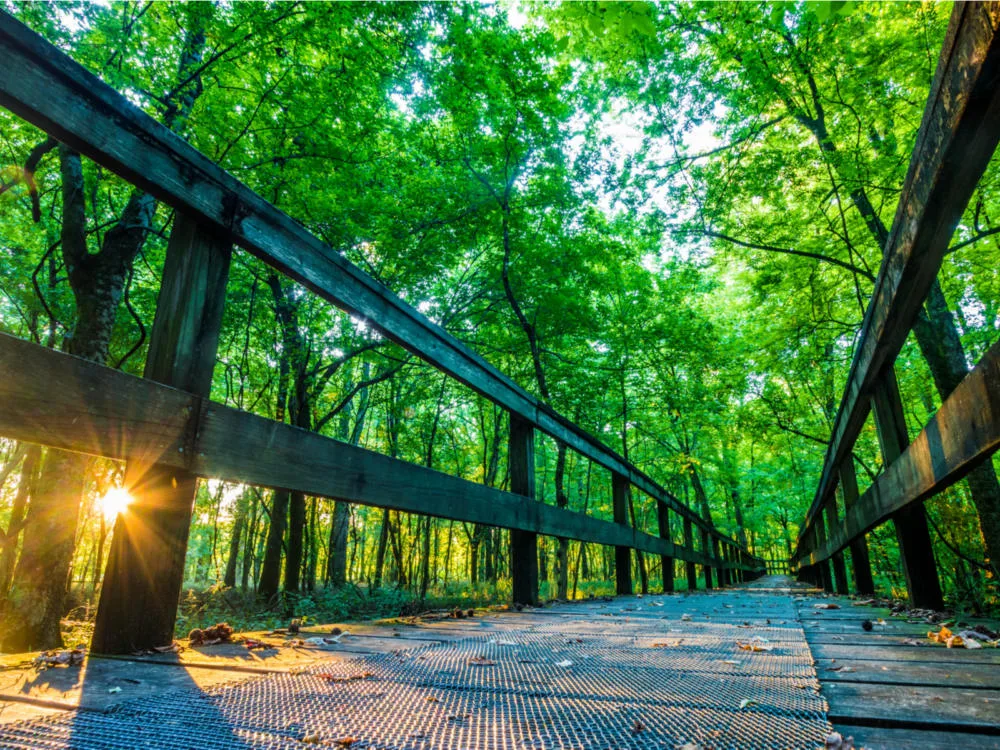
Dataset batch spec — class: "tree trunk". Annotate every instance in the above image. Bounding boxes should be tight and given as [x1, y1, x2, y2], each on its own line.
[1, 450, 88, 651]
[258, 490, 288, 601]
[224, 492, 248, 589]
[373, 509, 390, 589]
[0, 446, 40, 599]
[326, 502, 350, 586]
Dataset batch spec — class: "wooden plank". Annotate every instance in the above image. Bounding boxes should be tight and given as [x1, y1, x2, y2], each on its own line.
[0, 11, 743, 553]
[806, 340, 1000, 566]
[810, 643, 1000, 665]
[823, 681, 1000, 731]
[835, 724, 1000, 750]
[0, 333, 730, 568]
[800, 2, 1000, 548]
[816, 657, 1000, 689]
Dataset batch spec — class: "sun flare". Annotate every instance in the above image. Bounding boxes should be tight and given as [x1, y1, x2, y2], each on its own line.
[100, 487, 134, 522]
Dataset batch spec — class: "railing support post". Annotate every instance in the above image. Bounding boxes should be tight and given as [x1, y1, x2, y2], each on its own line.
[872, 370, 943, 610]
[509, 412, 538, 606]
[612, 472, 633, 596]
[824, 498, 850, 594]
[683, 518, 698, 590]
[657, 501, 674, 592]
[92, 215, 232, 654]
[814, 516, 834, 592]
[714, 538, 726, 587]
[839, 458, 875, 595]
[701, 529, 713, 589]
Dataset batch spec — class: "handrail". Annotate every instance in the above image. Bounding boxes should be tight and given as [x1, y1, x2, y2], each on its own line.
[0, 10, 752, 556]
[796, 2, 1000, 563]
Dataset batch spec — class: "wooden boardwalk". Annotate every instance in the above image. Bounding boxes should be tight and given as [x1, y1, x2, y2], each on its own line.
[796, 590, 1000, 749]
[0, 576, 994, 748]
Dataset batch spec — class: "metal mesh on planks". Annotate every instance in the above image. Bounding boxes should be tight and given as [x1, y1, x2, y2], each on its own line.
[0, 588, 832, 749]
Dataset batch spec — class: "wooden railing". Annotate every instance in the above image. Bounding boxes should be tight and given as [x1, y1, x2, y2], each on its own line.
[794, 2, 1000, 608]
[0, 13, 762, 653]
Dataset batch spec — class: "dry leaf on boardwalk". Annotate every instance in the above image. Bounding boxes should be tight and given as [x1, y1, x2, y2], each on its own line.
[813, 603, 840, 610]
[736, 637, 773, 652]
[468, 655, 496, 666]
[926, 626, 986, 649]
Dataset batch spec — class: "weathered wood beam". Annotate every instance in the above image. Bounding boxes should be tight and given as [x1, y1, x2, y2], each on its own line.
[801, 2, 1000, 543]
[612, 472, 632, 595]
[0, 333, 745, 571]
[0, 11, 732, 549]
[683, 518, 698, 590]
[804, 340, 1000, 569]
[509, 413, 538, 606]
[656, 500, 674, 592]
[824, 498, 849, 594]
[92, 215, 231, 654]
[871, 369, 943, 609]
[839, 458, 875, 596]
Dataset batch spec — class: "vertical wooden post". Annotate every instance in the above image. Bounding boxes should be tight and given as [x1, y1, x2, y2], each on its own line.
[683, 518, 697, 590]
[701, 529, 713, 589]
[92, 215, 232, 653]
[871, 369, 944, 610]
[509, 412, 538, 606]
[716, 539, 728, 586]
[656, 501, 674, 592]
[612, 472, 632, 596]
[839, 458, 875, 595]
[824, 497, 849, 594]
[814, 521, 833, 591]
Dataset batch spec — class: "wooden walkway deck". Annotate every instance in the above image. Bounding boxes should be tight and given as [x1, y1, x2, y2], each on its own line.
[0, 577, 997, 748]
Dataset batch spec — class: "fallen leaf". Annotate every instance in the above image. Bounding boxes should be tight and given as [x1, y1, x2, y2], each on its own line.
[721, 659, 741, 665]
[813, 603, 841, 610]
[107, 686, 122, 694]
[738, 698, 757, 709]
[680, 614, 692, 622]
[827, 665, 854, 673]
[556, 659, 573, 668]
[630, 719, 646, 735]
[468, 656, 496, 666]
[33, 648, 86, 669]
[736, 637, 773, 653]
